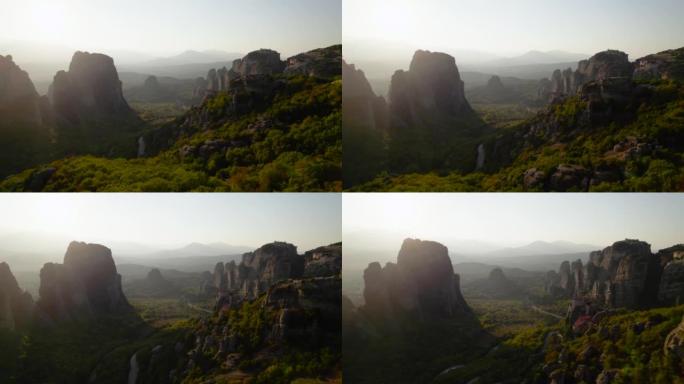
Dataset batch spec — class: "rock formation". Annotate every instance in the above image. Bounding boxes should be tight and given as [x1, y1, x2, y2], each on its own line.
[173, 243, 342, 379]
[0, 55, 53, 176]
[198, 45, 341, 98]
[486, 75, 506, 94]
[0, 54, 44, 125]
[468, 267, 524, 299]
[37, 241, 131, 322]
[665, 315, 684, 362]
[342, 61, 388, 133]
[539, 50, 634, 103]
[303, 242, 342, 278]
[284, 44, 341, 78]
[0, 262, 34, 330]
[208, 242, 341, 311]
[657, 245, 684, 305]
[361, 238, 470, 320]
[264, 275, 341, 343]
[545, 239, 684, 309]
[49, 52, 136, 123]
[389, 50, 472, 126]
[342, 60, 389, 187]
[634, 47, 684, 82]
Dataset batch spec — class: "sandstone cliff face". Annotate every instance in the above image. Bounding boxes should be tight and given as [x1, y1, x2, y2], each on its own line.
[0, 262, 34, 330]
[389, 50, 471, 126]
[545, 239, 683, 309]
[37, 241, 131, 322]
[362, 238, 470, 320]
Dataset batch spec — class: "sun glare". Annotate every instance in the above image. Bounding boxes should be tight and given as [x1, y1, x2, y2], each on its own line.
[25, 2, 71, 44]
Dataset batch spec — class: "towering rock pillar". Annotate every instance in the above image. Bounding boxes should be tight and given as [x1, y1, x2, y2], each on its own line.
[37, 241, 131, 322]
[362, 238, 471, 321]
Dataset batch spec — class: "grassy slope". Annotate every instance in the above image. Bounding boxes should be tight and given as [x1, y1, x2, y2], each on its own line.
[1, 76, 341, 192]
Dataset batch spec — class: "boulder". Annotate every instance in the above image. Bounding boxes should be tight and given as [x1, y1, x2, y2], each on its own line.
[549, 164, 590, 192]
[523, 168, 546, 190]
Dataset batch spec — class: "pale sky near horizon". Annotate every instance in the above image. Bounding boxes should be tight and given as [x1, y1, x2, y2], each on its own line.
[343, 194, 683, 252]
[0, 194, 341, 251]
[2, 0, 341, 58]
[344, 0, 684, 59]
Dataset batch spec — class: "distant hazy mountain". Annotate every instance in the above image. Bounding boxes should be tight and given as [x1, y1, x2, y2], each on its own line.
[142, 50, 242, 67]
[485, 50, 588, 66]
[139, 242, 253, 259]
[484, 240, 599, 258]
[115, 253, 244, 273]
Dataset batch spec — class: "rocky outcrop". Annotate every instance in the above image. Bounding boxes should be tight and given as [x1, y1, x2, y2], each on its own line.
[264, 276, 341, 343]
[486, 75, 506, 95]
[545, 239, 684, 309]
[542, 50, 633, 102]
[237, 242, 303, 299]
[471, 267, 523, 299]
[0, 54, 44, 125]
[284, 45, 341, 78]
[198, 45, 340, 98]
[664, 315, 684, 362]
[49, 51, 136, 123]
[0, 55, 53, 176]
[37, 241, 131, 322]
[634, 47, 684, 82]
[657, 246, 684, 305]
[0, 262, 34, 330]
[362, 238, 471, 320]
[342, 60, 389, 187]
[342, 61, 388, 133]
[233, 49, 285, 77]
[389, 50, 472, 126]
[303, 242, 341, 278]
[209, 242, 342, 311]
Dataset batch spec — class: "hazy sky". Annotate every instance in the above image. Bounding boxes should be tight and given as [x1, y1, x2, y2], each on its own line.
[0, 193, 341, 251]
[3, 0, 341, 58]
[344, 193, 683, 252]
[344, 0, 684, 59]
